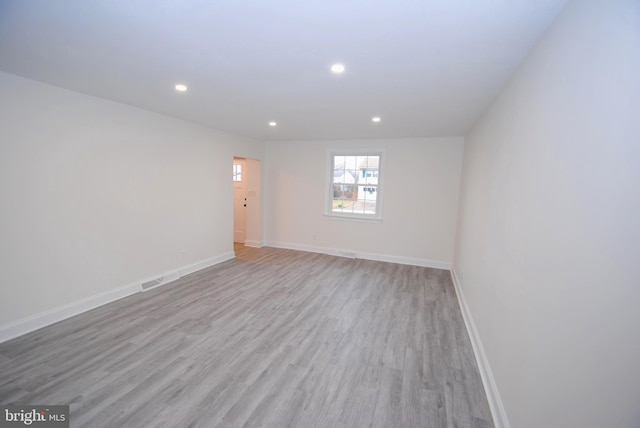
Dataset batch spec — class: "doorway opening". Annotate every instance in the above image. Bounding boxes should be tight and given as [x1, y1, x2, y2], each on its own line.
[233, 157, 261, 250]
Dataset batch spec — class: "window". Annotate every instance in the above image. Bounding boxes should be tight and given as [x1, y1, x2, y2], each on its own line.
[327, 152, 383, 220]
[233, 164, 242, 181]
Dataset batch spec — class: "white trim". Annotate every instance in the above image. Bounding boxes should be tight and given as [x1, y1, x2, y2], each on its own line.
[178, 252, 234, 277]
[325, 149, 386, 222]
[243, 240, 263, 248]
[358, 250, 450, 270]
[323, 213, 383, 223]
[450, 268, 511, 428]
[0, 252, 235, 344]
[0, 282, 140, 344]
[265, 241, 451, 270]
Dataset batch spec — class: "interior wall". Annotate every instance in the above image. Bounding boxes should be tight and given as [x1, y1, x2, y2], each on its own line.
[453, 0, 640, 427]
[264, 137, 464, 266]
[244, 158, 262, 247]
[0, 71, 263, 327]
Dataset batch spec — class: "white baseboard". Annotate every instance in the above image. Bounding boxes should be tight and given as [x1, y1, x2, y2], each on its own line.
[0, 282, 141, 344]
[357, 250, 451, 270]
[243, 240, 263, 248]
[0, 252, 235, 344]
[450, 269, 510, 428]
[178, 252, 234, 277]
[265, 241, 451, 270]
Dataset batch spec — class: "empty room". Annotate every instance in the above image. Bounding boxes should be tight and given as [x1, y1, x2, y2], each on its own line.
[1, 0, 638, 427]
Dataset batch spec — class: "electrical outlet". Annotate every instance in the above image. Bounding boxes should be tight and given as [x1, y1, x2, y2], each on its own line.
[181, 250, 186, 258]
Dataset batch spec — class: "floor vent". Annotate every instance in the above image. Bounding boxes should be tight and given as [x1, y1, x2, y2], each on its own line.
[141, 278, 163, 290]
[141, 271, 180, 291]
[335, 251, 357, 259]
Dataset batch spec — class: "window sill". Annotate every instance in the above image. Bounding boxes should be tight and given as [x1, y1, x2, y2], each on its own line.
[324, 213, 383, 223]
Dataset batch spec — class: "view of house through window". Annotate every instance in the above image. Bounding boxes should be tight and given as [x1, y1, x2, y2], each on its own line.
[233, 164, 242, 181]
[330, 154, 381, 218]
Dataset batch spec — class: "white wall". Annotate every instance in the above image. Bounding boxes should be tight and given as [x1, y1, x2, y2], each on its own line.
[265, 137, 464, 267]
[244, 158, 262, 247]
[453, 0, 640, 427]
[0, 71, 263, 330]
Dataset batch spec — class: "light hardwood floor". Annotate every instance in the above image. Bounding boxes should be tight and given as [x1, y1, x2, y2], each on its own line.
[0, 245, 493, 427]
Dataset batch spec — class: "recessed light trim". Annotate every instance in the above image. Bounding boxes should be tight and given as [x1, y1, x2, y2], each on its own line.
[175, 84, 188, 92]
[330, 63, 345, 74]
[372, 116, 381, 123]
[269, 121, 277, 127]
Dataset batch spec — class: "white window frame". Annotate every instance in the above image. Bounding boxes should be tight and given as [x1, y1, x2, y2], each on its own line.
[325, 150, 385, 222]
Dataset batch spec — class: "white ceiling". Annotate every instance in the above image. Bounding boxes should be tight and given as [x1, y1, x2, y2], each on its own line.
[0, 0, 567, 141]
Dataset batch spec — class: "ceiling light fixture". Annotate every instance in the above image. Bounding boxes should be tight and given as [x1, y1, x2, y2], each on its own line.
[372, 116, 381, 123]
[175, 84, 188, 92]
[269, 121, 277, 127]
[330, 63, 345, 74]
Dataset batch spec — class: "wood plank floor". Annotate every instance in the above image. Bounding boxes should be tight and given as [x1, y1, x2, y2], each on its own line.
[0, 245, 493, 427]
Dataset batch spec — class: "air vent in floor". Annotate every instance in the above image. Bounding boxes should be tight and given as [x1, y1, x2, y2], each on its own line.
[141, 271, 181, 291]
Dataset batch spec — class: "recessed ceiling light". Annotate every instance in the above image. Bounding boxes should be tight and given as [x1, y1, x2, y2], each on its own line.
[175, 84, 188, 92]
[330, 64, 345, 74]
[269, 121, 277, 127]
[372, 116, 381, 123]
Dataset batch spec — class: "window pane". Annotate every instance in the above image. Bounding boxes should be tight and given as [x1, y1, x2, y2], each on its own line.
[344, 156, 357, 171]
[333, 168, 353, 185]
[332, 181, 358, 213]
[361, 156, 379, 185]
[333, 156, 344, 178]
[333, 199, 355, 213]
[363, 200, 377, 214]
